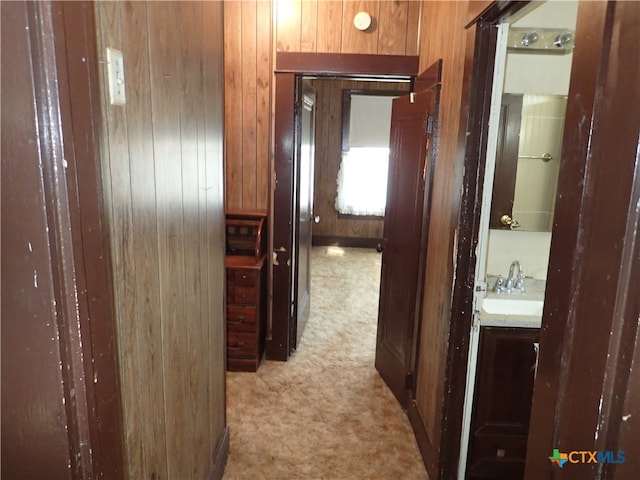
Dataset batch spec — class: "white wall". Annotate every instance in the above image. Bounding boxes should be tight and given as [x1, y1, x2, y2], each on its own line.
[486, 230, 552, 280]
[484, 0, 578, 282]
[503, 1, 578, 95]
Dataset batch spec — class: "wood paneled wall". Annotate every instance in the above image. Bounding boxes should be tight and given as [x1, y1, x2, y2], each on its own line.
[413, 0, 478, 463]
[224, 1, 272, 210]
[224, 0, 421, 211]
[94, 2, 227, 479]
[311, 78, 410, 242]
[275, 0, 421, 54]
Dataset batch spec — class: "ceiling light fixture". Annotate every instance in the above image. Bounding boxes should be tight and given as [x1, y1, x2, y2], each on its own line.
[353, 11, 372, 31]
[507, 27, 575, 54]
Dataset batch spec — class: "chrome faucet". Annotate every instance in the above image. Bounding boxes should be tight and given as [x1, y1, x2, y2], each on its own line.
[505, 260, 526, 293]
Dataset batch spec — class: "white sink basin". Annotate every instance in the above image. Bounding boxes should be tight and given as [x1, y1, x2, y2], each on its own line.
[481, 297, 544, 316]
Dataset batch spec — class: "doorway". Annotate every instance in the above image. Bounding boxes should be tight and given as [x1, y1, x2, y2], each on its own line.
[304, 76, 412, 389]
[459, 2, 579, 478]
[268, 52, 420, 362]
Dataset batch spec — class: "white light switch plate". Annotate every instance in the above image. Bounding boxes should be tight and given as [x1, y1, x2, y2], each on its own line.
[106, 47, 126, 105]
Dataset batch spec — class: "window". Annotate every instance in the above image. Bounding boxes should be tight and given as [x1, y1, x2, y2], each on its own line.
[336, 147, 389, 216]
[336, 91, 397, 217]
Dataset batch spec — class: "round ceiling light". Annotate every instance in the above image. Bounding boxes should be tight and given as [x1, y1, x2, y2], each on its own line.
[353, 11, 372, 31]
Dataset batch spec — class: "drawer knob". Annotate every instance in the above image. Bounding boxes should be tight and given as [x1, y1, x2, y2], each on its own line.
[241, 274, 248, 279]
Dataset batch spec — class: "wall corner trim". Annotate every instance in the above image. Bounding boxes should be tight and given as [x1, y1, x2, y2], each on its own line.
[206, 426, 230, 480]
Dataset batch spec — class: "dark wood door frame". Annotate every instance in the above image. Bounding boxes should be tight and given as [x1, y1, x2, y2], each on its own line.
[4, 2, 125, 476]
[443, 1, 638, 479]
[269, 53, 419, 361]
[54, 4, 125, 476]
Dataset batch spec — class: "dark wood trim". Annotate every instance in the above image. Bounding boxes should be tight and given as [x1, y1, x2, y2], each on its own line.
[413, 59, 443, 93]
[54, 3, 125, 477]
[270, 53, 420, 362]
[336, 213, 384, 221]
[489, 93, 523, 229]
[206, 426, 230, 480]
[23, 2, 125, 477]
[404, 61, 443, 480]
[465, 1, 523, 29]
[408, 59, 442, 392]
[311, 236, 382, 249]
[275, 52, 419, 78]
[407, 400, 438, 480]
[268, 72, 296, 361]
[439, 1, 528, 477]
[341, 88, 407, 152]
[525, 2, 639, 477]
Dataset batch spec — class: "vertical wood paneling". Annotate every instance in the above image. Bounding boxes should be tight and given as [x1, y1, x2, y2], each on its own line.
[226, 1, 420, 212]
[406, 1, 422, 56]
[147, 3, 190, 478]
[120, 1, 168, 478]
[241, 0, 258, 208]
[341, 0, 380, 54]
[203, 0, 227, 448]
[300, 0, 318, 52]
[95, 2, 227, 478]
[276, 0, 302, 51]
[256, 0, 272, 210]
[224, 1, 243, 209]
[95, 3, 146, 479]
[316, 1, 343, 52]
[377, 1, 409, 55]
[177, 3, 208, 478]
[414, 0, 471, 454]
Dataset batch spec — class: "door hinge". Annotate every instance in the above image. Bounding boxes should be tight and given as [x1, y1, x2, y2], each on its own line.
[424, 113, 434, 134]
[405, 372, 414, 389]
[473, 280, 487, 314]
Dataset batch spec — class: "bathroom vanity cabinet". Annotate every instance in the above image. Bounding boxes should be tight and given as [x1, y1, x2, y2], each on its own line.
[466, 327, 539, 480]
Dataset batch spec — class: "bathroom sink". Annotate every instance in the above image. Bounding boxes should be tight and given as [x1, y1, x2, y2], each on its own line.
[481, 296, 544, 316]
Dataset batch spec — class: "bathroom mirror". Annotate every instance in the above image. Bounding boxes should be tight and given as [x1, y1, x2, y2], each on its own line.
[490, 92, 567, 232]
[489, 4, 575, 232]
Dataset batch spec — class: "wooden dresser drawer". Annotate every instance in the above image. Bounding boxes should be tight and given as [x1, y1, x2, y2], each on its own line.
[227, 305, 256, 332]
[228, 285, 257, 304]
[227, 268, 258, 286]
[225, 245, 266, 372]
[227, 331, 256, 358]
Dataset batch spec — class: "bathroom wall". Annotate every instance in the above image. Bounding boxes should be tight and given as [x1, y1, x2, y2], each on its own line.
[486, 0, 578, 280]
[503, 0, 578, 96]
[486, 230, 552, 280]
[512, 94, 567, 231]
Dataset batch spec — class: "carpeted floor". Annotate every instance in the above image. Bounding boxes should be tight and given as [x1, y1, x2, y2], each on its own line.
[223, 246, 429, 480]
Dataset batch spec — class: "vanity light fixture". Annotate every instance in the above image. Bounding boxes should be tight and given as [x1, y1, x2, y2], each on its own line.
[507, 27, 575, 54]
[353, 11, 372, 31]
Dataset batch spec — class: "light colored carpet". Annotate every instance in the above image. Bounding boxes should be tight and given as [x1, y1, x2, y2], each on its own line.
[223, 246, 429, 480]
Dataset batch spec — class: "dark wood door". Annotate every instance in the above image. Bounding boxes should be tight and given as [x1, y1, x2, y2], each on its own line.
[490, 94, 523, 230]
[292, 81, 316, 350]
[375, 90, 436, 405]
[466, 327, 539, 480]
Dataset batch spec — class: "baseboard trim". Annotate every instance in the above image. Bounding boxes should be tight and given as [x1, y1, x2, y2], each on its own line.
[407, 399, 438, 480]
[206, 426, 230, 480]
[312, 235, 381, 249]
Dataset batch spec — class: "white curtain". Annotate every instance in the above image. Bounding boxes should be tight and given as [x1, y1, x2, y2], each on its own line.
[335, 147, 389, 217]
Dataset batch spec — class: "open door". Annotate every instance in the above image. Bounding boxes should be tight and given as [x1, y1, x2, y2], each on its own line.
[375, 87, 438, 406]
[291, 80, 316, 350]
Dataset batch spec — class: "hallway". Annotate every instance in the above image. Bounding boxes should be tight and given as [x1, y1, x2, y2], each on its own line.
[223, 247, 428, 479]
